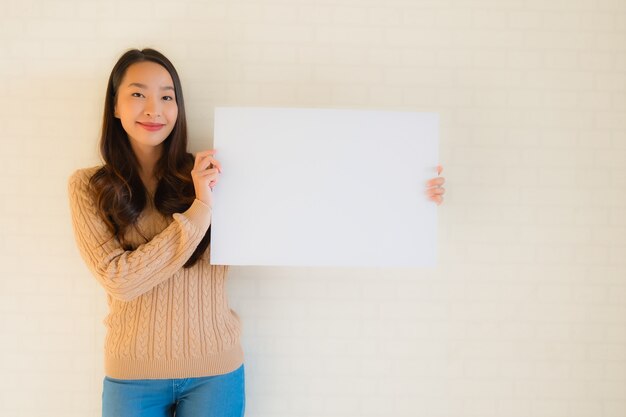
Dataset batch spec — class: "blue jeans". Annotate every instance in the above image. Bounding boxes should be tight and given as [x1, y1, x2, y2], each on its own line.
[102, 364, 245, 417]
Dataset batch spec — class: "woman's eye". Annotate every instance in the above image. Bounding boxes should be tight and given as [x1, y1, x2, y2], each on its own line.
[163, 96, 174, 101]
[131, 92, 144, 98]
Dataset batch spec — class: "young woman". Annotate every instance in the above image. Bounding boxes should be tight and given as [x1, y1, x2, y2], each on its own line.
[68, 48, 445, 417]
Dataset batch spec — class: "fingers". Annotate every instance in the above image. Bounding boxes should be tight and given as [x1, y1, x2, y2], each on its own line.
[199, 156, 222, 172]
[193, 167, 221, 192]
[426, 188, 445, 206]
[194, 156, 218, 171]
[427, 187, 445, 196]
[193, 155, 222, 174]
[193, 150, 218, 171]
[426, 169, 445, 205]
[190, 150, 220, 205]
[195, 167, 219, 176]
[427, 177, 445, 187]
[194, 168, 220, 184]
[192, 150, 222, 194]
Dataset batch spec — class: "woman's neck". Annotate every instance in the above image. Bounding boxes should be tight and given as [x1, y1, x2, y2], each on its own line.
[131, 143, 163, 194]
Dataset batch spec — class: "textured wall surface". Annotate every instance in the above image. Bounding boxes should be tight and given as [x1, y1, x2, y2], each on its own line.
[1, 0, 625, 416]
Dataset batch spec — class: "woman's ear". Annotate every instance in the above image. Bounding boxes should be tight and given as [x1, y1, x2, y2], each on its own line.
[114, 104, 119, 118]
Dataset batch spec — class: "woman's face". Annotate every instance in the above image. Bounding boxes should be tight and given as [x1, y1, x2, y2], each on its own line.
[114, 61, 178, 154]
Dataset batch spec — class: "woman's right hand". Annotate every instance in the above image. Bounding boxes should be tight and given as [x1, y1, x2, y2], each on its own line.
[191, 150, 222, 208]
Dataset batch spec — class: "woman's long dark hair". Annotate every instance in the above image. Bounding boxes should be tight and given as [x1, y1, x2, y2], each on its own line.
[89, 48, 209, 268]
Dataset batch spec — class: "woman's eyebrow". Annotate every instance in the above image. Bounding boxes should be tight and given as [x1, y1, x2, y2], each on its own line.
[127, 82, 175, 91]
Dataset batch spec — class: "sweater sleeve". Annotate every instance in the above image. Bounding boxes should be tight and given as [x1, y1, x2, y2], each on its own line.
[68, 168, 212, 302]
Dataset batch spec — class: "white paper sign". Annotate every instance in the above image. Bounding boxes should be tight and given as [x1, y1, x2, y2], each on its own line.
[210, 107, 439, 267]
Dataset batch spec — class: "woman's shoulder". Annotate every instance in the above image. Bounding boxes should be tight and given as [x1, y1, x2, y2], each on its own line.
[68, 165, 103, 192]
[69, 165, 102, 180]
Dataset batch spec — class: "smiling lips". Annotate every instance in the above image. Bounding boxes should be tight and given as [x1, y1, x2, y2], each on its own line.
[137, 121, 165, 131]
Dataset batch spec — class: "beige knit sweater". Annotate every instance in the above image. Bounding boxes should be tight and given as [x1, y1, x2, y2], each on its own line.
[68, 166, 243, 380]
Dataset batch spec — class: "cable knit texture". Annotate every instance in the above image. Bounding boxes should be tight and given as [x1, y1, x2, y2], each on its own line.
[68, 166, 243, 379]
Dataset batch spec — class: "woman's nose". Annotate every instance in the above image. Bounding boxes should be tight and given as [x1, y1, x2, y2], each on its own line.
[144, 98, 161, 118]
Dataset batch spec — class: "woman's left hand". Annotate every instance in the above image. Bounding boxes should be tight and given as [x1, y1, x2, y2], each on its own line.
[426, 165, 445, 205]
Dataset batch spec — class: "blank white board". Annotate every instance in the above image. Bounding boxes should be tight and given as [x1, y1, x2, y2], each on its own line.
[210, 107, 439, 267]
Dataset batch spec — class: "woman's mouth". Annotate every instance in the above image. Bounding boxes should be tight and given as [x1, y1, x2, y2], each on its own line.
[137, 122, 165, 131]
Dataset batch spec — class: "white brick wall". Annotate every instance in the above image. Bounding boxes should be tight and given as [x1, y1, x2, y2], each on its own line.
[1, 0, 625, 416]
